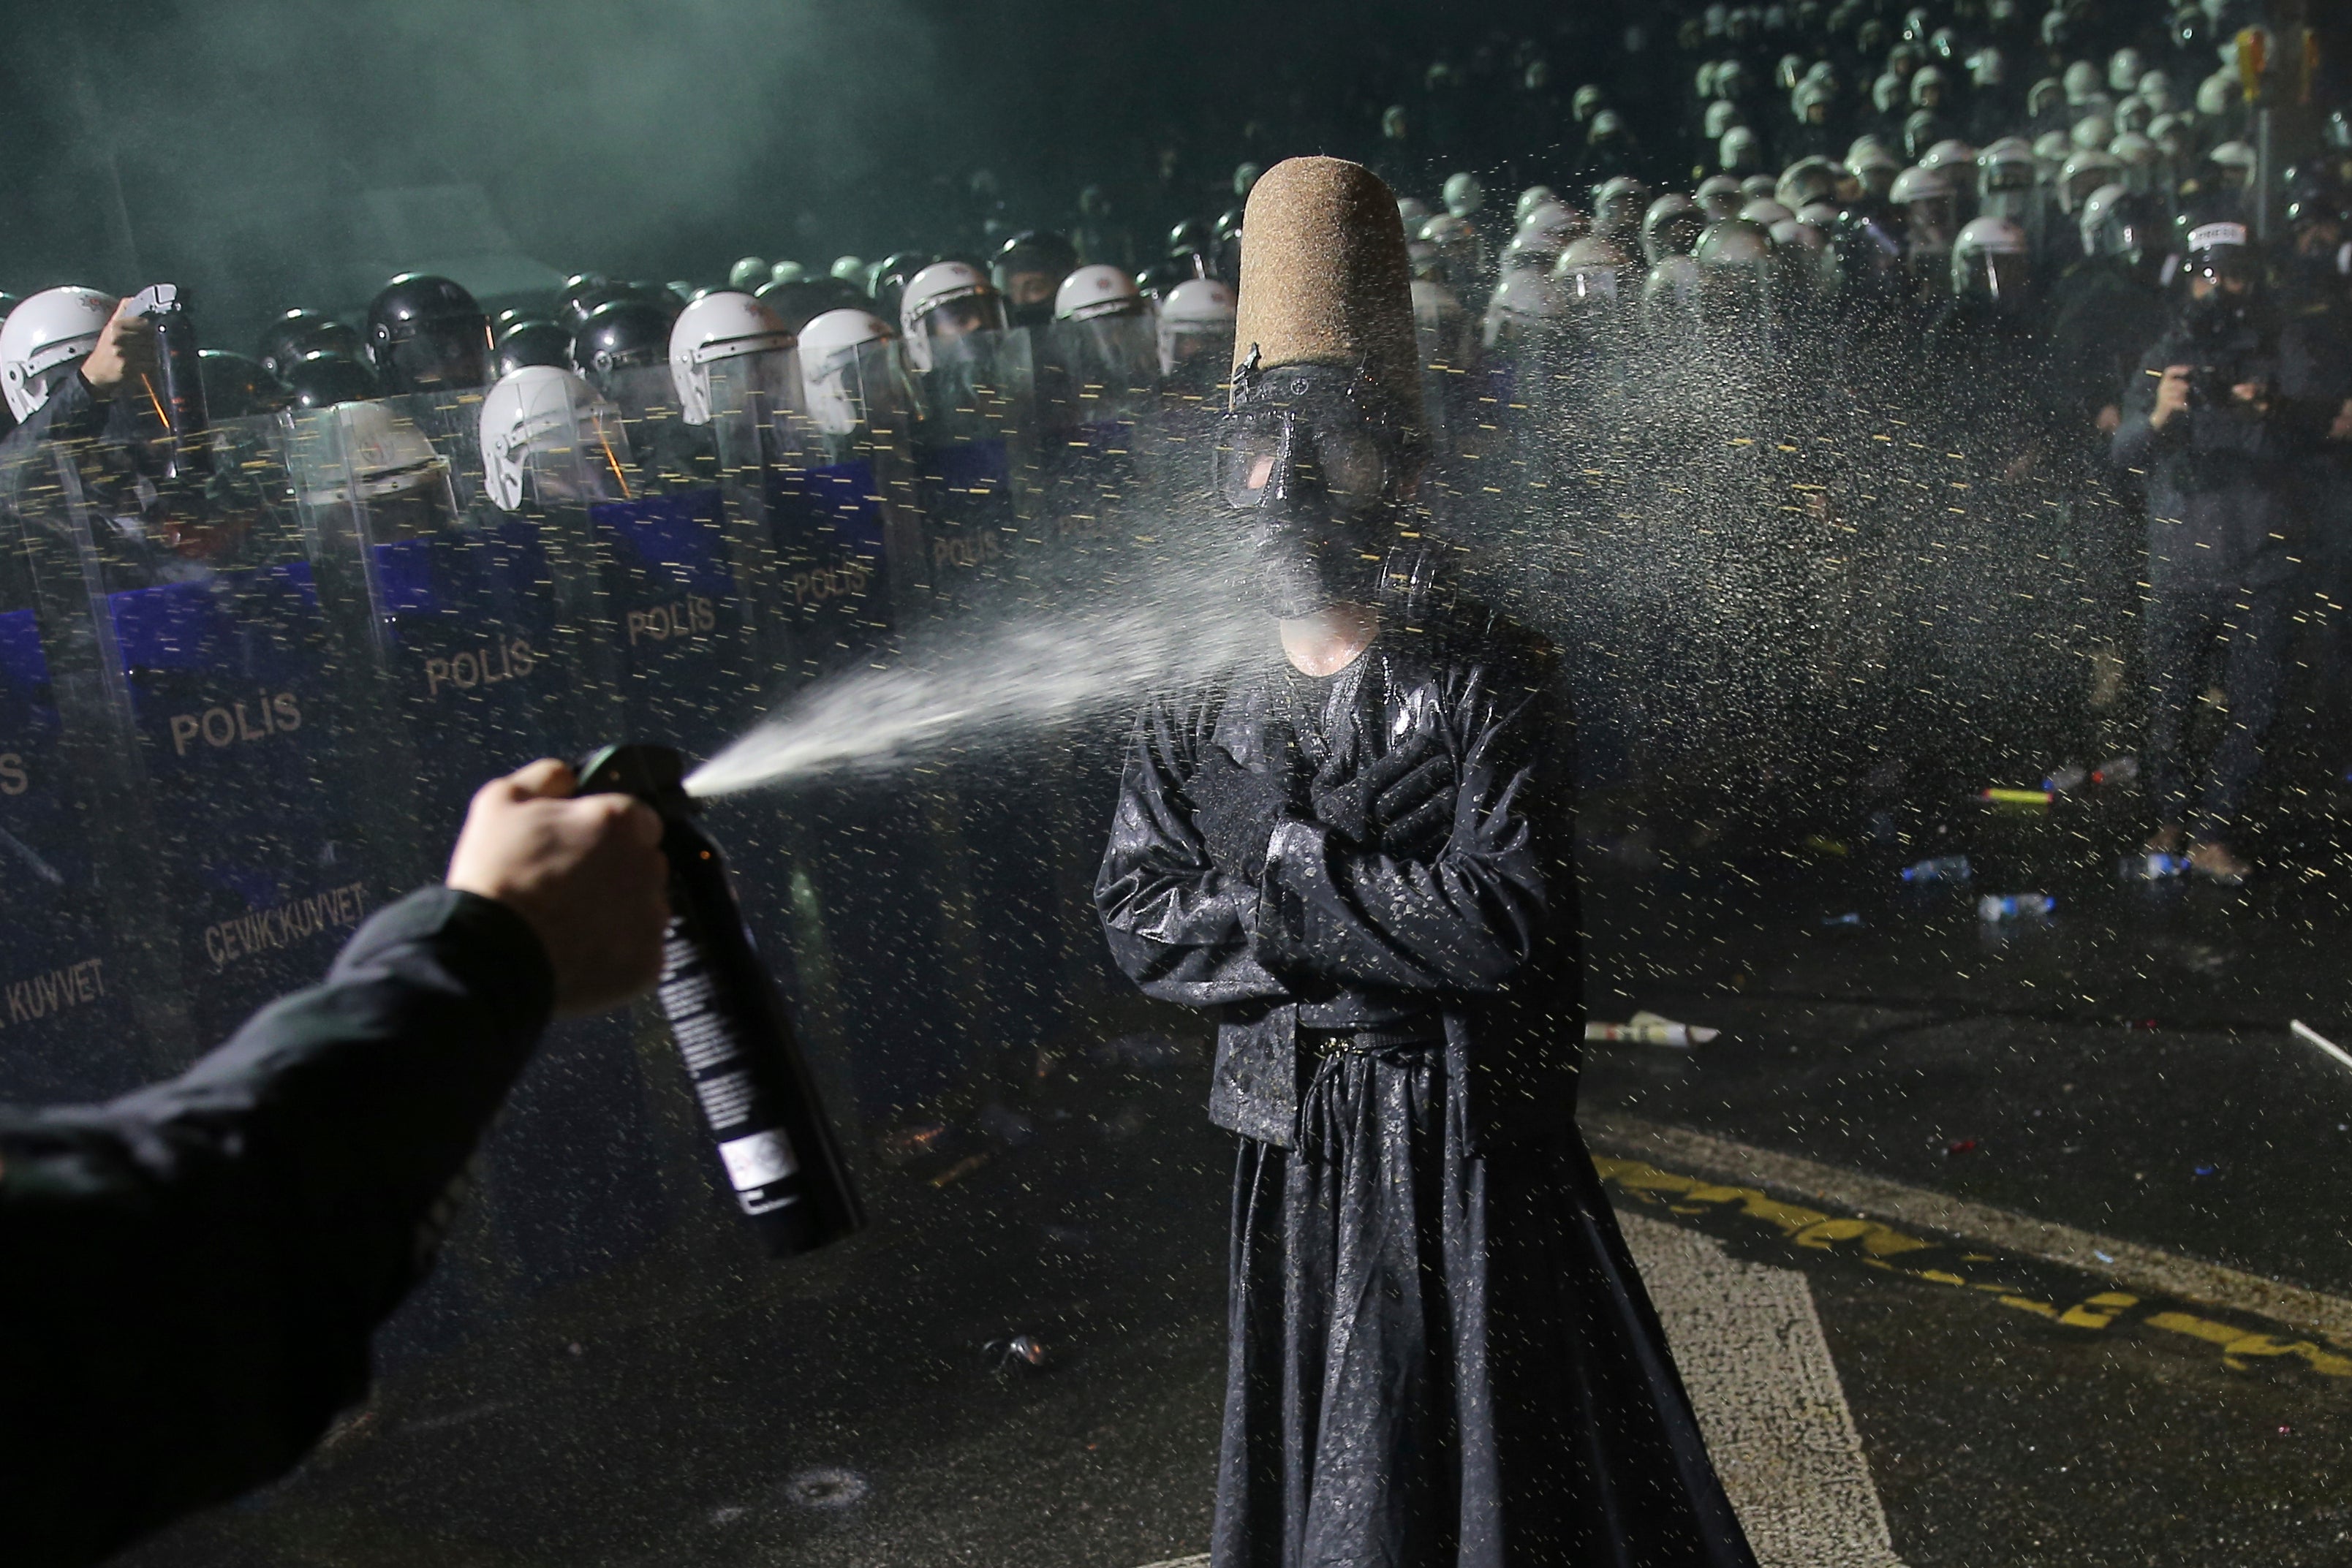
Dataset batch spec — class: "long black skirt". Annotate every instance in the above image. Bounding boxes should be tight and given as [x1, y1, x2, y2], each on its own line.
[1211, 1043, 1757, 1568]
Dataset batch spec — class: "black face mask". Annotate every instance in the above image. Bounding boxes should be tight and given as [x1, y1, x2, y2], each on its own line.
[2182, 284, 2250, 338]
[1214, 359, 1417, 617]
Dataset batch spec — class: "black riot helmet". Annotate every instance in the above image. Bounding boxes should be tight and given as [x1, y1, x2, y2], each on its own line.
[570, 298, 672, 387]
[1168, 217, 1213, 258]
[555, 273, 621, 332]
[867, 251, 933, 329]
[991, 230, 1078, 327]
[197, 350, 288, 418]
[494, 318, 573, 378]
[281, 349, 381, 409]
[2086, 188, 2164, 268]
[366, 274, 489, 394]
[256, 308, 363, 382]
[2177, 209, 2264, 336]
[1212, 208, 1245, 284]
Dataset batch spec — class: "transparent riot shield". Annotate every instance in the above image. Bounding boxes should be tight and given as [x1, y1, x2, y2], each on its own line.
[700, 335, 1001, 1124]
[285, 387, 701, 1302]
[492, 373, 757, 758]
[708, 339, 919, 687]
[907, 326, 1037, 616]
[0, 476, 165, 1099]
[284, 393, 566, 835]
[1031, 313, 1160, 570]
[10, 412, 415, 1050]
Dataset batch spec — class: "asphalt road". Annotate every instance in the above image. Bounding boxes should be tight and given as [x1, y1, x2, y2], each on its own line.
[110, 775, 2352, 1567]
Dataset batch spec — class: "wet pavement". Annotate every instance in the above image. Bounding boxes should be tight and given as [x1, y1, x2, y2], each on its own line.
[116, 777, 2352, 1567]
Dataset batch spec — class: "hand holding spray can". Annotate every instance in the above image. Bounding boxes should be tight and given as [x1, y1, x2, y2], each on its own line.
[575, 743, 863, 1257]
[126, 284, 208, 479]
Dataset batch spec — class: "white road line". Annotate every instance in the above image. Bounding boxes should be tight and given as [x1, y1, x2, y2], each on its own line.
[1585, 1111, 2352, 1344]
[1620, 1211, 1906, 1568]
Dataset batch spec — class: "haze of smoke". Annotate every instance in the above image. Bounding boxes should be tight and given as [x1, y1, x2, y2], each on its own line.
[688, 594, 1260, 798]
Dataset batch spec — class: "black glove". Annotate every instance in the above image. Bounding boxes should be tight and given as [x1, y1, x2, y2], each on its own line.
[1189, 730, 1299, 883]
[1310, 714, 1455, 855]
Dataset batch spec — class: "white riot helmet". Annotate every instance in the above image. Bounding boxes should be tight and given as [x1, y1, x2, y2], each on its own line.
[727, 257, 771, 292]
[1517, 202, 1588, 245]
[1397, 196, 1436, 233]
[1, 287, 114, 423]
[1740, 197, 1796, 227]
[1554, 235, 1635, 319]
[897, 260, 1005, 373]
[2062, 61, 2102, 104]
[1500, 229, 1567, 277]
[2071, 113, 2114, 151]
[1849, 142, 1904, 199]
[1442, 171, 1486, 219]
[1977, 137, 2038, 217]
[667, 290, 793, 426]
[2208, 140, 2258, 189]
[1515, 185, 1562, 224]
[477, 366, 629, 512]
[1951, 216, 2030, 304]
[2077, 182, 2131, 258]
[1720, 126, 1764, 173]
[1641, 194, 1706, 265]
[1053, 263, 1143, 322]
[2108, 47, 2145, 96]
[1156, 277, 1236, 378]
[1482, 268, 1560, 350]
[2059, 149, 2124, 211]
[2196, 70, 2234, 119]
[2138, 70, 2174, 115]
[1696, 174, 1747, 220]
[1919, 138, 1978, 175]
[2108, 131, 2158, 183]
[1706, 99, 1745, 140]
[798, 308, 898, 437]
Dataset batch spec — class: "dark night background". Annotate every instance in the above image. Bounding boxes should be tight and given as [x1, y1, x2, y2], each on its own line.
[0, 0, 1671, 344]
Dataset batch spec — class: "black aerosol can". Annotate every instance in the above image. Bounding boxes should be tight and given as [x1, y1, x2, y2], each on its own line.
[576, 743, 864, 1256]
[126, 284, 208, 480]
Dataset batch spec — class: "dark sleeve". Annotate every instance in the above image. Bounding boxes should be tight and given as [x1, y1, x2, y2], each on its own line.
[0, 374, 111, 520]
[2109, 344, 2175, 472]
[1094, 691, 1294, 1010]
[0, 885, 555, 1568]
[1252, 660, 1553, 995]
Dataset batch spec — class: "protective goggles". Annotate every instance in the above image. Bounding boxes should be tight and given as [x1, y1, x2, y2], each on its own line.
[1211, 360, 1412, 512]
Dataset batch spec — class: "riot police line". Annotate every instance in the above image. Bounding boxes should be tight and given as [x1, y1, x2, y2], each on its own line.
[0, 265, 1236, 1322]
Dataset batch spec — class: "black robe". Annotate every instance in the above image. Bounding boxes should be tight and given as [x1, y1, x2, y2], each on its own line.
[1096, 599, 1755, 1568]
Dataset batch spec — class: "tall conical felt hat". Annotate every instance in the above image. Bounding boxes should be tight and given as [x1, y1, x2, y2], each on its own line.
[1232, 156, 1421, 423]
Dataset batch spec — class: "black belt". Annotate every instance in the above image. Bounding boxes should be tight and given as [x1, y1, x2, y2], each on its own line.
[1301, 1024, 1444, 1057]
